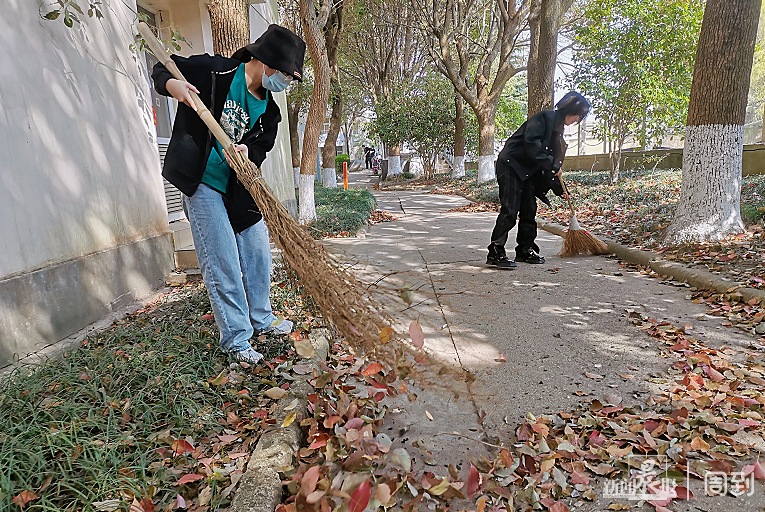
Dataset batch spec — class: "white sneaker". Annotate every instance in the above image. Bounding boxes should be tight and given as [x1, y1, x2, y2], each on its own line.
[262, 319, 294, 335]
[235, 347, 264, 364]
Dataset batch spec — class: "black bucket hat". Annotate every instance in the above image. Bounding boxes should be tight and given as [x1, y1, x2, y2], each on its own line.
[555, 91, 591, 122]
[231, 25, 306, 82]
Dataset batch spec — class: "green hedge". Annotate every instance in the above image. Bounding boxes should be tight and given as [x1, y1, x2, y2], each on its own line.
[306, 187, 376, 238]
[335, 154, 350, 174]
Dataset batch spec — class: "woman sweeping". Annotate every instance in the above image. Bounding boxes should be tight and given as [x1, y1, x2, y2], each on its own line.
[486, 91, 591, 269]
[152, 25, 305, 363]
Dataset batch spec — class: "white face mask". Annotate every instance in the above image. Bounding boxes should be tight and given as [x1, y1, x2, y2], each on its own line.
[261, 69, 292, 92]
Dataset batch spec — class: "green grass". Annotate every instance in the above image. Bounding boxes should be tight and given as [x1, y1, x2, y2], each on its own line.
[306, 187, 377, 238]
[0, 285, 229, 510]
[0, 261, 307, 511]
[741, 174, 765, 223]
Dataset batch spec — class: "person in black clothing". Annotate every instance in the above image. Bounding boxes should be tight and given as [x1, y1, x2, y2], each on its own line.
[364, 146, 375, 169]
[487, 92, 591, 269]
[152, 25, 306, 362]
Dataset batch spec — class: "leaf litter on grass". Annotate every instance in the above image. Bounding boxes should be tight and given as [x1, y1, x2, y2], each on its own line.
[0, 260, 319, 512]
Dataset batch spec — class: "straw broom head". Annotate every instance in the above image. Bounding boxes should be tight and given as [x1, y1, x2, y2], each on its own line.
[560, 216, 610, 256]
[557, 179, 610, 257]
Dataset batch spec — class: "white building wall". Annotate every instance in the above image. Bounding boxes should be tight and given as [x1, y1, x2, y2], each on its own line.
[0, 0, 174, 364]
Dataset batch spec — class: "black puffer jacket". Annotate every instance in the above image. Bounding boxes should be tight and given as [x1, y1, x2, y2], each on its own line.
[498, 110, 566, 205]
[152, 54, 282, 233]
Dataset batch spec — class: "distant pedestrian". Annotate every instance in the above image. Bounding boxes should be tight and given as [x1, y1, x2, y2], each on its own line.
[364, 146, 375, 169]
[486, 91, 591, 269]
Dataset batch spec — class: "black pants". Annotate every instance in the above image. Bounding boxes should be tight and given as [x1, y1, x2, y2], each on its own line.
[365, 157, 372, 169]
[490, 159, 539, 255]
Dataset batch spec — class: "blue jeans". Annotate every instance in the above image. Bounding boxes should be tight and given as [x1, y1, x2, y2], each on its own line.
[182, 184, 277, 352]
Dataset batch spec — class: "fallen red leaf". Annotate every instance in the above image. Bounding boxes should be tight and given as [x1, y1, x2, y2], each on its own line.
[171, 439, 194, 454]
[361, 362, 383, 376]
[549, 501, 570, 512]
[348, 480, 371, 512]
[12, 490, 39, 509]
[140, 498, 154, 512]
[176, 473, 205, 485]
[409, 320, 424, 349]
[301, 465, 321, 496]
[742, 460, 765, 480]
[467, 464, 480, 497]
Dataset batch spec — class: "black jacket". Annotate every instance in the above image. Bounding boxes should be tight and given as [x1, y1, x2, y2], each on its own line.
[498, 110, 566, 205]
[152, 54, 282, 232]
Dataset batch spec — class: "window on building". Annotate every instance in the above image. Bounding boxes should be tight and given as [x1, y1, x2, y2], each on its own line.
[138, 5, 174, 142]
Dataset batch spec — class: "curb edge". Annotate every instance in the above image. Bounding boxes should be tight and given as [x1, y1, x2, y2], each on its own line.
[538, 220, 765, 304]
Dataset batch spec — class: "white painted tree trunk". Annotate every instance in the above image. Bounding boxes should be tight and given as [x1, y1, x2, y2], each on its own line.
[452, 155, 465, 178]
[323, 168, 337, 188]
[388, 155, 402, 176]
[410, 158, 424, 176]
[293, 167, 300, 189]
[298, 174, 317, 224]
[477, 155, 495, 183]
[664, 124, 745, 243]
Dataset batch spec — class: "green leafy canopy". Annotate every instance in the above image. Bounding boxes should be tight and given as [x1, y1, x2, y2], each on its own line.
[568, 0, 704, 148]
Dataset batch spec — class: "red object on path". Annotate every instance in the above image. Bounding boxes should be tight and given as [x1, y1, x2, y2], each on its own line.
[343, 161, 348, 189]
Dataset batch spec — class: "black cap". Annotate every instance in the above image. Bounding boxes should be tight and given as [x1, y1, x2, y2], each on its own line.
[555, 91, 591, 122]
[231, 25, 306, 82]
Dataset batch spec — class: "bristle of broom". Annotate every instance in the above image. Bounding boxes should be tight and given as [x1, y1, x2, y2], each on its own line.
[559, 215, 610, 257]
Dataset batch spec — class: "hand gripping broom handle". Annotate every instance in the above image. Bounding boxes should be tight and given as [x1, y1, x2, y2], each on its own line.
[136, 22, 252, 173]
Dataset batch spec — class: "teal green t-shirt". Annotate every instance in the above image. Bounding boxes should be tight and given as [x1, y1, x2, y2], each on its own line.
[202, 64, 268, 193]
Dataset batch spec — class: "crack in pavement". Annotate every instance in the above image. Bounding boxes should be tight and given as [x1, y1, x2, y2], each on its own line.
[395, 189, 495, 444]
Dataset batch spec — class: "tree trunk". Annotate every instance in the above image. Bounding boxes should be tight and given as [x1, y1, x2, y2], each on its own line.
[527, 0, 573, 116]
[476, 104, 497, 183]
[322, 91, 343, 188]
[388, 145, 402, 176]
[320, 5, 344, 189]
[453, 93, 466, 178]
[664, 0, 761, 244]
[611, 136, 625, 184]
[208, 0, 250, 57]
[299, 0, 332, 224]
[528, 0, 558, 115]
[287, 104, 301, 189]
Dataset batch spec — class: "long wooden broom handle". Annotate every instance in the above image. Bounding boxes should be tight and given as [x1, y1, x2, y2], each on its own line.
[559, 176, 577, 216]
[136, 22, 250, 171]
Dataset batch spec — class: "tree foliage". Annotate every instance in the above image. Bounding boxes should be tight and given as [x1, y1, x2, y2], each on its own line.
[412, 0, 528, 176]
[342, 0, 429, 105]
[42, 0, 103, 27]
[568, 0, 704, 180]
[371, 73, 454, 175]
[462, 75, 527, 158]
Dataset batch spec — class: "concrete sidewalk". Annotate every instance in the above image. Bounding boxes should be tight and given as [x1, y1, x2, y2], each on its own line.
[322, 170, 761, 511]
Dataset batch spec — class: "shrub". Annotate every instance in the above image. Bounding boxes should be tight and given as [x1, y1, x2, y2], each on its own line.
[335, 154, 350, 174]
[307, 188, 377, 238]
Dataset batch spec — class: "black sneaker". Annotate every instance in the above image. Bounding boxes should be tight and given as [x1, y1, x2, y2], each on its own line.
[516, 248, 545, 264]
[487, 245, 517, 269]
